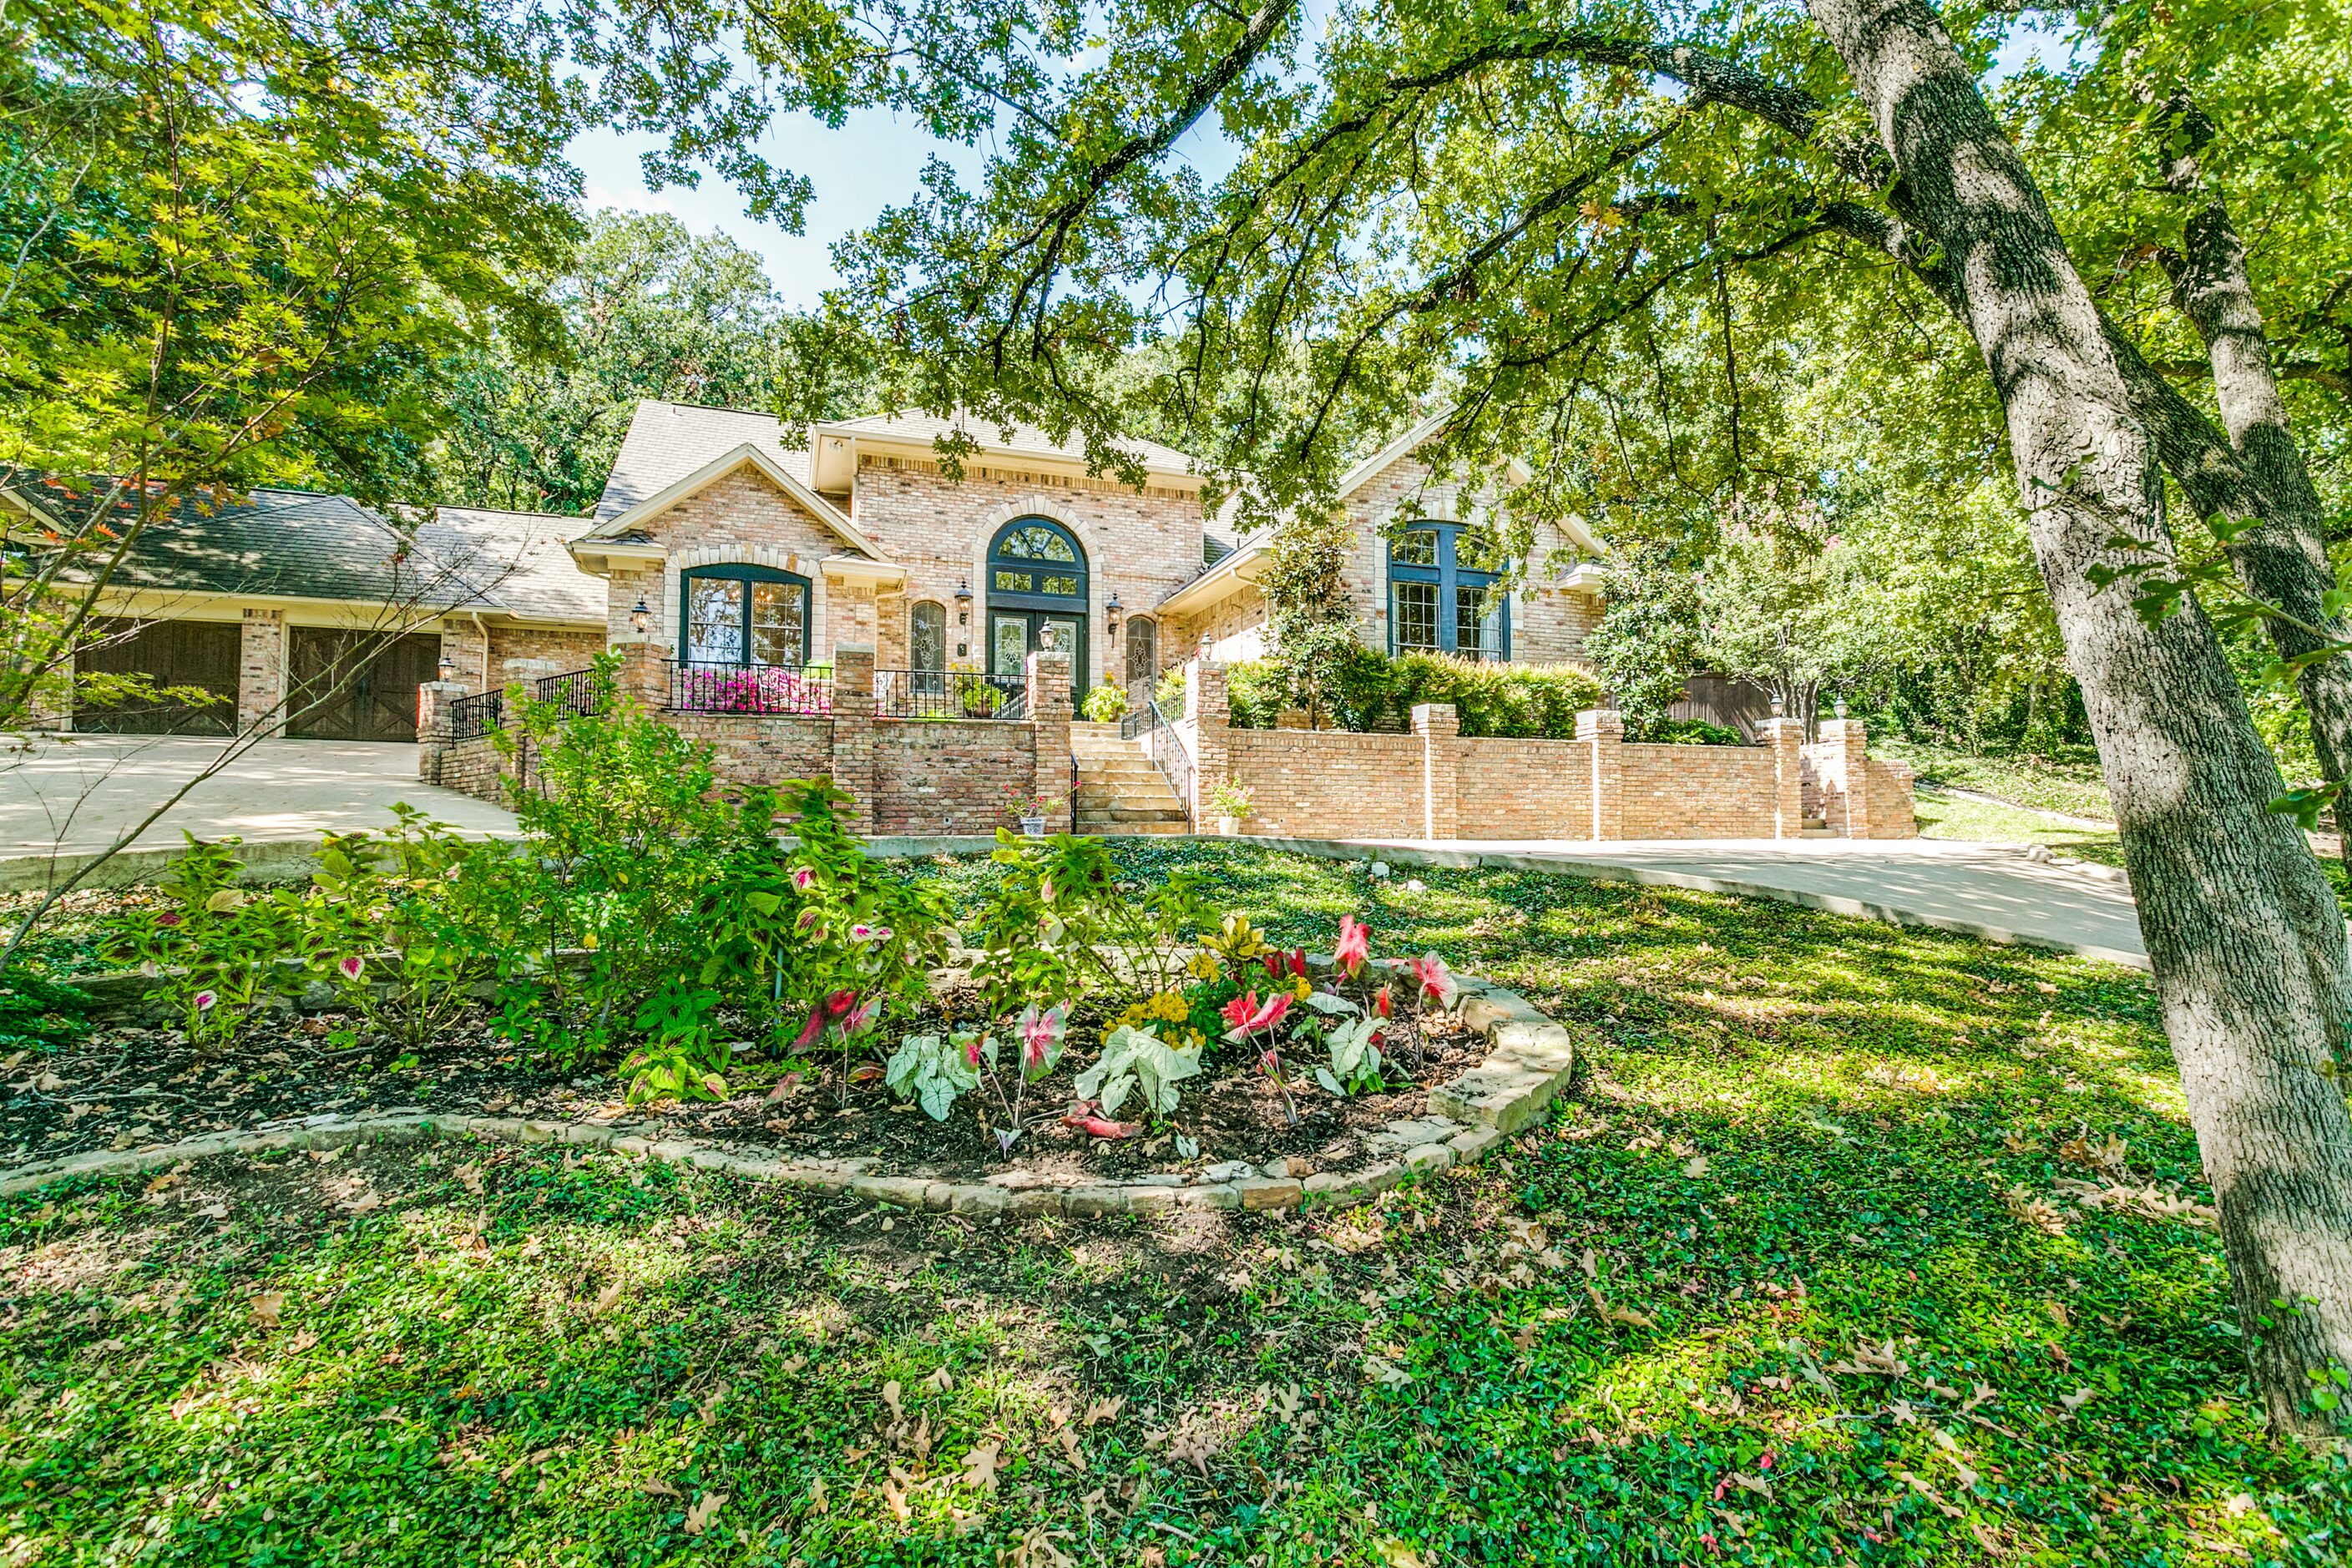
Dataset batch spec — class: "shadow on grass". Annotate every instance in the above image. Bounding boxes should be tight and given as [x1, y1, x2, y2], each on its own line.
[5, 844, 2347, 1565]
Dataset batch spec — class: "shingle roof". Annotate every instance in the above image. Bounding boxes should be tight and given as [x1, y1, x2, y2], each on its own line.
[823, 409, 1200, 473]
[419, 507, 607, 624]
[594, 400, 813, 523]
[13, 481, 473, 606]
[7, 477, 607, 624]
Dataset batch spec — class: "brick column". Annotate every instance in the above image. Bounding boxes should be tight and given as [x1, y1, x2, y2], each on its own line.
[1576, 707, 1624, 841]
[415, 680, 464, 785]
[1027, 649, 1075, 832]
[830, 644, 878, 832]
[237, 609, 286, 735]
[1818, 716, 1870, 838]
[1761, 716, 1805, 838]
[613, 641, 670, 711]
[1411, 702, 1459, 840]
[1185, 657, 1230, 827]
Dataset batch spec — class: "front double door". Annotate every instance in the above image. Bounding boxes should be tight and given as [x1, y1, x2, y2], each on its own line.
[989, 611, 1085, 703]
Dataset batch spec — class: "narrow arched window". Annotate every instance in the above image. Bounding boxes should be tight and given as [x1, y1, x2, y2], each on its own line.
[1125, 616, 1157, 686]
[909, 600, 947, 671]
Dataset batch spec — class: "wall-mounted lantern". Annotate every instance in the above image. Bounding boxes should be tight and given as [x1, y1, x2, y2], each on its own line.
[630, 598, 652, 637]
[1105, 591, 1122, 635]
[954, 579, 973, 626]
[437, 655, 458, 684]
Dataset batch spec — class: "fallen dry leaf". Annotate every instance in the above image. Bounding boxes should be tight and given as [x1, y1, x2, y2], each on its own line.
[962, 1439, 1002, 1490]
[250, 1292, 284, 1328]
[682, 1491, 726, 1535]
[880, 1379, 903, 1420]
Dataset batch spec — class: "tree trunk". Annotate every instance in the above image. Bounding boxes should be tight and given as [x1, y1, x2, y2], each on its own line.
[2161, 175, 2352, 867]
[1807, 0, 2352, 1437]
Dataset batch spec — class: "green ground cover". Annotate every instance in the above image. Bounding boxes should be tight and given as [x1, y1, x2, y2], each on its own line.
[1909, 792, 2127, 868]
[5, 843, 2347, 1565]
[1872, 741, 2115, 823]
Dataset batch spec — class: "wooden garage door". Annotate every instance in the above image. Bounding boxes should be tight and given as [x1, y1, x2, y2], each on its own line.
[286, 629, 440, 742]
[73, 619, 240, 735]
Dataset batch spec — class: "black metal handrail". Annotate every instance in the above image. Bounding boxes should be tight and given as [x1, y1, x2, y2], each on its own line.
[874, 667, 1027, 721]
[447, 689, 501, 741]
[669, 660, 833, 716]
[535, 667, 601, 719]
[1123, 695, 1195, 832]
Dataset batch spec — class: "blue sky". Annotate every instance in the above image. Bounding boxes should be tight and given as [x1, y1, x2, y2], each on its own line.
[570, 18, 2071, 311]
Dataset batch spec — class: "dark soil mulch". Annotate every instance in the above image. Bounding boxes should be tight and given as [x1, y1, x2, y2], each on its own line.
[5, 994, 1484, 1184]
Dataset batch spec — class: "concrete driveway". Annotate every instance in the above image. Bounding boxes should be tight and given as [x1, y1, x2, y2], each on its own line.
[0, 734, 517, 889]
[1251, 834, 2151, 968]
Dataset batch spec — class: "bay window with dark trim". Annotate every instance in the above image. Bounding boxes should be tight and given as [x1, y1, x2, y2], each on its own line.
[680, 564, 811, 665]
[1387, 522, 1509, 660]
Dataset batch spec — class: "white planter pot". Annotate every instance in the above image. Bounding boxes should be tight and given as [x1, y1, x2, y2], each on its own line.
[1020, 815, 1048, 837]
[1216, 815, 1242, 837]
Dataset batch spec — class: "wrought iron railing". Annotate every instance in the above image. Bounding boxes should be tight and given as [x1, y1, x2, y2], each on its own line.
[1121, 695, 1195, 832]
[535, 667, 601, 719]
[669, 660, 833, 716]
[447, 689, 501, 741]
[874, 668, 1027, 721]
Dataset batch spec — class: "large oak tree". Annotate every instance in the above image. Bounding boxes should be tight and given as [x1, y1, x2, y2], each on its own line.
[594, 0, 2352, 1433]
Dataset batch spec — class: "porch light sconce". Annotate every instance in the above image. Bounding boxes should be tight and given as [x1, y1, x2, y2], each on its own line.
[1834, 696, 1849, 720]
[954, 579, 972, 626]
[1105, 592, 1122, 634]
[630, 597, 652, 637]
[1769, 694, 1785, 718]
[437, 655, 457, 684]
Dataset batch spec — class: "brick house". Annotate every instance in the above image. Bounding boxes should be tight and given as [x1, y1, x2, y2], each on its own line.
[551, 399, 1611, 703]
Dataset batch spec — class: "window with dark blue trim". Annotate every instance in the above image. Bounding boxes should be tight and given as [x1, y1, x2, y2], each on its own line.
[1387, 523, 1509, 660]
[680, 564, 811, 665]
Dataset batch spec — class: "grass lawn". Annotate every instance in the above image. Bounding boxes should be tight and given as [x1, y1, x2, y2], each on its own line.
[1910, 791, 2127, 869]
[1872, 740, 2116, 823]
[6, 843, 2347, 1565]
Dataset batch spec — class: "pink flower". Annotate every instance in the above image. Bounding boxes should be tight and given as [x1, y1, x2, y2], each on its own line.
[1410, 953, 1454, 1003]
[1016, 1004, 1065, 1070]
[791, 866, 815, 891]
[338, 954, 364, 982]
[1222, 989, 1292, 1039]
[1334, 915, 1371, 976]
[193, 990, 217, 1012]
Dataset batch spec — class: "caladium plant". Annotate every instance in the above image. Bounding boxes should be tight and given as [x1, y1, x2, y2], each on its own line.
[884, 1032, 983, 1120]
[971, 1004, 1067, 1152]
[1313, 1013, 1386, 1097]
[1075, 1024, 1202, 1120]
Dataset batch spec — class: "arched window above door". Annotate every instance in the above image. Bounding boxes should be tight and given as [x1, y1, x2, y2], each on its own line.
[984, 517, 1090, 701]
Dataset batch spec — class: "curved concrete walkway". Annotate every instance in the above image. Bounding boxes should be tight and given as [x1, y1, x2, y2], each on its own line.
[1236, 835, 2152, 969]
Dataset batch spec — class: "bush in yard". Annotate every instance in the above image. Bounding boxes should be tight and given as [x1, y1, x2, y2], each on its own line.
[1223, 658, 1288, 727]
[303, 807, 505, 1050]
[1080, 684, 1129, 722]
[107, 836, 303, 1049]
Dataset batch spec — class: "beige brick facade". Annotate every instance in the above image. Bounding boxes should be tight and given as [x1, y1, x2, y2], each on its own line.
[237, 609, 286, 735]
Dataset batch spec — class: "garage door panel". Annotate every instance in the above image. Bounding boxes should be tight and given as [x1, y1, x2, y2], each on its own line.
[286, 629, 437, 742]
[73, 620, 239, 736]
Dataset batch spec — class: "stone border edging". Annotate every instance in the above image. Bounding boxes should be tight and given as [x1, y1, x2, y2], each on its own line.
[0, 975, 1583, 1216]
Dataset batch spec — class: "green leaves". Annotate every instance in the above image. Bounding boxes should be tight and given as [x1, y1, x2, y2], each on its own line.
[884, 1032, 983, 1120]
[1074, 1023, 1201, 1119]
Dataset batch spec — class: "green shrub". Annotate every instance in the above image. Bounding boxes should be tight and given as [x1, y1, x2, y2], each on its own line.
[1154, 666, 1186, 713]
[1080, 684, 1130, 722]
[1224, 659, 1288, 728]
[1648, 717, 1746, 746]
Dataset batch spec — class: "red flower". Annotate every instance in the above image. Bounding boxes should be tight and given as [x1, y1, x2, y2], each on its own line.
[1334, 915, 1371, 975]
[1373, 984, 1392, 1019]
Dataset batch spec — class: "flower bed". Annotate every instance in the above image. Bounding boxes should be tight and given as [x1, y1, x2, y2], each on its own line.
[6, 697, 1581, 1208]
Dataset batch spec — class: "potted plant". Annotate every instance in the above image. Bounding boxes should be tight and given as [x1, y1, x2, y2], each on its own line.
[1206, 780, 1255, 836]
[1004, 785, 1064, 836]
[1080, 685, 1130, 723]
[953, 666, 1004, 717]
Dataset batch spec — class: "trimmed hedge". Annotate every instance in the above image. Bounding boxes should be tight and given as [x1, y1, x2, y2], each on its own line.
[1223, 650, 1606, 739]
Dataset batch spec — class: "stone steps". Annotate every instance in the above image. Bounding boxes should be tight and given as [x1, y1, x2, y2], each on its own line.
[1070, 721, 1189, 833]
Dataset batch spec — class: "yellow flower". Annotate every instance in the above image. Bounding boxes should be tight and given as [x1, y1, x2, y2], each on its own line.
[1291, 974, 1314, 1002]
[1149, 989, 1188, 1022]
[1188, 952, 1222, 982]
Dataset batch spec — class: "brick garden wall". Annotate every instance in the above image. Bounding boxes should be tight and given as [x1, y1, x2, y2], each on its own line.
[1182, 655, 1915, 842]
[874, 719, 1036, 835]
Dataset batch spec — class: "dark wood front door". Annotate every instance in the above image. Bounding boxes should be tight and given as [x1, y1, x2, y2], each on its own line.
[73, 618, 240, 735]
[286, 629, 440, 741]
